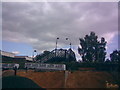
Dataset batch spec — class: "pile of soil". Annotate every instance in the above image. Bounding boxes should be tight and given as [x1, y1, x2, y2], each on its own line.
[66, 71, 114, 88]
[2, 70, 14, 77]
[17, 70, 65, 88]
[2, 70, 116, 88]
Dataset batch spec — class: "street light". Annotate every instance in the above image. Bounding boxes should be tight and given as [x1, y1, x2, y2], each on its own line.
[55, 37, 59, 57]
[56, 37, 59, 50]
[66, 38, 72, 49]
[66, 38, 73, 62]
[33, 50, 37, 62]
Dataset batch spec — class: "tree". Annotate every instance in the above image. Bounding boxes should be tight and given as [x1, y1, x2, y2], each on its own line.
[43, 50, 50, 56]
[104, 58, 111, 63]
[97, 37, 107, 62]
[35, 50, 50, 61]
[78, 32, 107, 63]
[110, 50, 120, 63]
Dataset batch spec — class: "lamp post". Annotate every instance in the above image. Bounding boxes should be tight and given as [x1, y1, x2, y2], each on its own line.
[55, 37, 59, 57]
[56, 37, 59, 50]
[66, 38, 72, 61]
[33, 50, 37, 62]
[66, 38, 72, 49]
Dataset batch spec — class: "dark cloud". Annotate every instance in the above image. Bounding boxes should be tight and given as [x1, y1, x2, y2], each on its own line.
[2, 2, 118, 52]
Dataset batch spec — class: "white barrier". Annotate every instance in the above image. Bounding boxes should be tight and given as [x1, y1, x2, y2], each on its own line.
[25, 63, 66, 71]
[13, 64, 19, 69]
[2, 63, 19, 69]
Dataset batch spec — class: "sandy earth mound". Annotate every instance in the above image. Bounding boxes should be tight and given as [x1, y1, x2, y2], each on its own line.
[66, 71, 113, 88]
[2, 70, 116, 88]
[17, 70, 65, 88]
[2, 70, 14, 77]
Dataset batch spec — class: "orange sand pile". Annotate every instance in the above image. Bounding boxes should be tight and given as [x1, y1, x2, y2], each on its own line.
[17, 70, 65, 88]
[2, 70, 14, 77]
[3, 70, 115, 88]
[66, 71, 113, 88]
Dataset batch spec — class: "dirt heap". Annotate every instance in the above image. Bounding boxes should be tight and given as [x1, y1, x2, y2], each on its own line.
[3, 70, 115, 88]
[2, 70, 14, 77]
[66, 71, 114, 88]
[17, 70, 65, 88]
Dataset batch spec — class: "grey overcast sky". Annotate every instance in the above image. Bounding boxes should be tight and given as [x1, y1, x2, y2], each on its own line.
[2, 2, 118, 60]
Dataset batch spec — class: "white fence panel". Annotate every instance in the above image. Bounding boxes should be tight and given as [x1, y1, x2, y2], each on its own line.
[2, 63, 19, 69]
[25, 63, 66, 71]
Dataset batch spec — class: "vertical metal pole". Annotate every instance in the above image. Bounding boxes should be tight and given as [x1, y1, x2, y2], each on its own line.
[56, 39, 57, 50]
[55, 39, 57, 57]
[33, 51, 34, 62]
[55, 38, 59, 57]
[70, 42, 71, 48]
[66, 38, 72, 49]
[33, 50, 36, 62]
[64, 50, 66, 59]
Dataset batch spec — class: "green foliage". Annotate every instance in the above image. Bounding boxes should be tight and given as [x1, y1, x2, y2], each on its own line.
[65, 62, 119, 71]
[65, 62, 80, 71]
[45, 57, 66, 63]
[2, 56, 26, 69]
[110, 50, 120, 63]
[35, 50, 50, 61]
[45, 56, 76, 64]
[78, 32, 107, 62]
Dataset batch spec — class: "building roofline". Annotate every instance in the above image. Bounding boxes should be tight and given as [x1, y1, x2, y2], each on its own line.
[0, 50, 16, 55]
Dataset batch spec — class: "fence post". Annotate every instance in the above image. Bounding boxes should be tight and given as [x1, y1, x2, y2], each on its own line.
[13, 66, 17, 76]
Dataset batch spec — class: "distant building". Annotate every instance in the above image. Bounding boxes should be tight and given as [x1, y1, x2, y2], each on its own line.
[1, 50, 33, 68]
[0, 50, 15, 58]
[55, 48, 76, 60]
[38, 48, 76, 63]
[14, 56, 33, 62]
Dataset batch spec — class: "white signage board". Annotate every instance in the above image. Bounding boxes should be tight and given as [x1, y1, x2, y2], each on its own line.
[25, 63, 66, 70]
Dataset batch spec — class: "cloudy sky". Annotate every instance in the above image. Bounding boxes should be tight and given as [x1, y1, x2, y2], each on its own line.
[2, 1, 119, 60]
